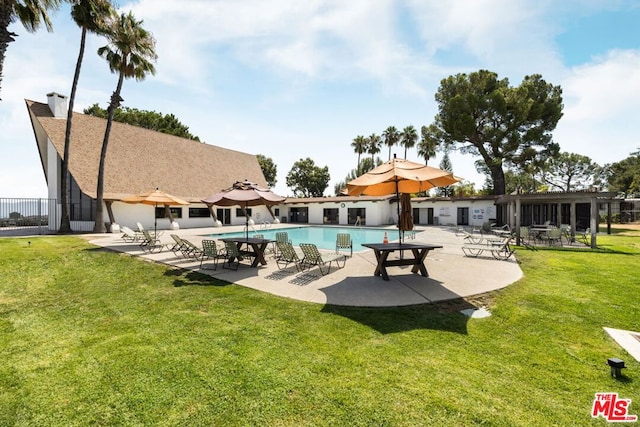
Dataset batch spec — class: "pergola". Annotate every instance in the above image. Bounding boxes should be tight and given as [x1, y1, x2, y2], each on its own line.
[495, 190, 620, 248]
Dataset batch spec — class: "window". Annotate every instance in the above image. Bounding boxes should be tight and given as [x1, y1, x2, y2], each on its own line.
[155, 207, 182, 219]
[189, 208, 210, 218]
[347, 208, 365, 225]
[236, 208, 252, 217]
[323, 208, 338, 224]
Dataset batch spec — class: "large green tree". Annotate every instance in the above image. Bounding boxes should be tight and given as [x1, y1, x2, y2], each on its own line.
[382, 126, 400, 161]
[424, 69, 563, 195]
[0, 0, 60, 99]
[84, 103, 200, 140]
[606, 151, 640, 196]
[285, 158, 330, 197]
[256, 154, 277, 188]
[93, 11, 157, 233]
[539, 151, 596, 192]
[59, 0, 114, 234]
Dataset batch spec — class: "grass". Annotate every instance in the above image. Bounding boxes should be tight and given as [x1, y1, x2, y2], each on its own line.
[0, 231, 639, 426]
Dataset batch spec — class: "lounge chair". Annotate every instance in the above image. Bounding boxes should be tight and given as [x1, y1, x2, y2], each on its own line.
[299, 243, 346, 275]
[462, 236, 515, 260]
[121, 225, 142, 242]
[274, 231, 291, 258]
[200, 239, 226, 270]
[181, 238, 205, 259]
[275, 241, 304, 271]
[139, 229, 164, 253]
[169, 234, 190, 257]
[335, 233, 353, 257]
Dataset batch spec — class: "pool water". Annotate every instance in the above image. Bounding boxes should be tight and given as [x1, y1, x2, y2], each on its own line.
[205, 226, 394, 251]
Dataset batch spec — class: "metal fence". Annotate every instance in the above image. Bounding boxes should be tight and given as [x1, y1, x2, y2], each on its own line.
[0, 198, 58, 237]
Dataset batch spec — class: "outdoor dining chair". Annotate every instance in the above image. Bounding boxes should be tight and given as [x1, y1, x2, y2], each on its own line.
[222, 240, 242, 270]
[335, 233, 353, 257]
[200, 239, 226, 270]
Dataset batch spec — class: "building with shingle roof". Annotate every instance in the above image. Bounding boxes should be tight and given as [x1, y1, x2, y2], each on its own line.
[26, 92, 269, 231]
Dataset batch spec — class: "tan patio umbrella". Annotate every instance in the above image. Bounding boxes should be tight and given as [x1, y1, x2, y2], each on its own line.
[202, 180, 286, 239]
[346, 155, 461, 242]
[121, 188, 189, 234]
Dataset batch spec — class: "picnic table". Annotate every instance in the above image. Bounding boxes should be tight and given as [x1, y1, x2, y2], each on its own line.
[361, 242, 443, 281]
[220, 237, 273, 267]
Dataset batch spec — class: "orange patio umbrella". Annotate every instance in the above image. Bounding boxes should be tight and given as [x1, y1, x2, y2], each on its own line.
[347, 155, 461, 242]
[121, 188, 189, 234]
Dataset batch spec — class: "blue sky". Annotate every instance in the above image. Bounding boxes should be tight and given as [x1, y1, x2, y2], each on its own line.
[2, 0, 640, 198]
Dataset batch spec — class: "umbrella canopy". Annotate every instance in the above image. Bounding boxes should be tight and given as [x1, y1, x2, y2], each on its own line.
[347, 155, 461, 243]
[202, 180, 286, 238]
[346, 156, 462, 196]
[121, 188, 189, 234]
[202, 180, 285, 207]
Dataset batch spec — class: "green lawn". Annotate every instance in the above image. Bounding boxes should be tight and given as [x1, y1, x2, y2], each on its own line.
[0, 232, 638, 426]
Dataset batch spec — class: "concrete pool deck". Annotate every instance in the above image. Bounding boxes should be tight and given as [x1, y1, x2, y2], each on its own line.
[90, 225, 523, 307]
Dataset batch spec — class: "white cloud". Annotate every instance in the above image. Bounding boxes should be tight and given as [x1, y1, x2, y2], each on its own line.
[555, 49, 640, 166]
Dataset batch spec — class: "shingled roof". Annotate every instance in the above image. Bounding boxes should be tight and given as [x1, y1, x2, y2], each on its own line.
[26, 99, 267, 202]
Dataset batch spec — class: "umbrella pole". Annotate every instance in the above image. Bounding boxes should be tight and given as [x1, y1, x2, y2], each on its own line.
[396, 180, 402, 244]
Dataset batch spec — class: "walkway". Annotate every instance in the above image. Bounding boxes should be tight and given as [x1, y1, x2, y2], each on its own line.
[90, 225, 523, 307]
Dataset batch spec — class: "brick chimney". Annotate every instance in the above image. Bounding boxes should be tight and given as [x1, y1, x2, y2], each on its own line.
[46, 92, 68, 118]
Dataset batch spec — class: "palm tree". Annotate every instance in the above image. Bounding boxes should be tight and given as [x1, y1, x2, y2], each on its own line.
[417, 124, 438, 165]
[59, 0, 114, 234]
[1, 0, 61, 99]
[93, 11, 157, 233]
[400, 125, 418, 159]
[367, 133, 381, 169]
[351, 135, 367, 175]
[382, 126, 400, 161]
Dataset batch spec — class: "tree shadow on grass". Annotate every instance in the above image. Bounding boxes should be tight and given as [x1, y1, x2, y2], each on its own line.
[320, 298, 480, 335]
[163, 268, 232, 287]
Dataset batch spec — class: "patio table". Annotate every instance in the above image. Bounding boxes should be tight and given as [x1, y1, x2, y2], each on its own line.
[220, 237, 273, 267]
[361, 242, 443, 281]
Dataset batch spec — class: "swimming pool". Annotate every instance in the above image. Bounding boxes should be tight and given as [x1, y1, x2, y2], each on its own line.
[205, 226, 394, 251]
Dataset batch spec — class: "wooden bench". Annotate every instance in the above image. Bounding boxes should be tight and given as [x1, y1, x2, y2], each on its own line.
[462, 237, 515, 260]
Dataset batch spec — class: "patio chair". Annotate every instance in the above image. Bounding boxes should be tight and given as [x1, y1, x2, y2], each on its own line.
[121, 225, 142, 242]
[299, 243, 346, 275]
[335, 233, 353, 257]
[462, 236, 515, 260]
[181, 238, 205, 259]
[275, 241, 304, 271]
[578, 228, 591, 245]
[200, 239, 226, 270]
[519, 226, 534, 247]
[169, 234, 190, 257]
[139, 230, 164, 253]
[480, 221, 495, 234]
[253, 234, 274, 257]
[539, 226, 563, 246]
[274, 231, 291, 258]
[222, 240, 242, 270]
